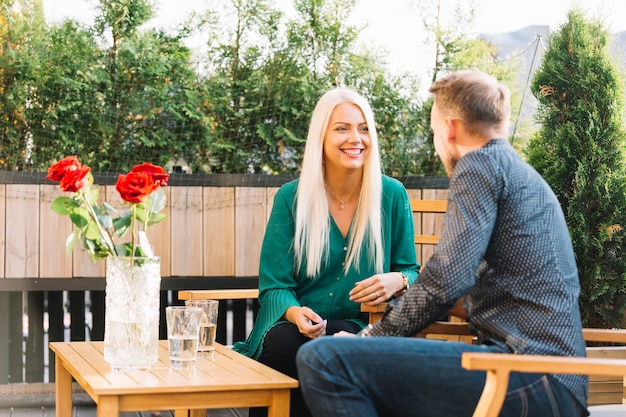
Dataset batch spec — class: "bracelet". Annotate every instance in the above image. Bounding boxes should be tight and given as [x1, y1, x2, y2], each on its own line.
[357, 324, 374, 337]
[394, 273, 409, 297]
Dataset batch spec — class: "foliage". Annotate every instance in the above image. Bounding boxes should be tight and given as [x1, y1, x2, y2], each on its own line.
[27, 20, 106, 170]
[0, 0, 46, 170]
[525, 10, 626, 328]
[410, 0, 522, 175]
[0, 0, 518, 176]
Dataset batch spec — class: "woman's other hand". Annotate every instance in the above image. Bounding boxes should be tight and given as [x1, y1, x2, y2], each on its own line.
[285, 306, 327, 338]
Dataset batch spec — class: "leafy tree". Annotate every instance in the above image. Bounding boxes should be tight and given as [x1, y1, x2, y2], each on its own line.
[411, 0, 521, 176]
[0, 0, 47, 170]
[342, 54, 423, 176]
[1, 0, 459, 176]
[202, 0, 295, 173]
[26, 20, 106, 170]
[525, 10, 626, 328]
[60, 0, 207, 172]
[201, 0, 415, 174]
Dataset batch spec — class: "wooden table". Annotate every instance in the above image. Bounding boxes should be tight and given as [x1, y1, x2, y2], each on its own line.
[50, 341, 298, 417]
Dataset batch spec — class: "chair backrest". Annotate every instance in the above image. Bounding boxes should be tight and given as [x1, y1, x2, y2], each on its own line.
[411, 199, 447, 266]
[412, 199, 447, 245]
[362, 197, 476, 343]
[361, 198, 448, 324]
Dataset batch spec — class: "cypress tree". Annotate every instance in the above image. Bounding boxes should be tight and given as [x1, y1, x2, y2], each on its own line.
[526, 10, 626, 328]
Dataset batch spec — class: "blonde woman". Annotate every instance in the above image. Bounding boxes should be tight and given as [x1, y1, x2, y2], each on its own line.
[233, 87, 420, 417]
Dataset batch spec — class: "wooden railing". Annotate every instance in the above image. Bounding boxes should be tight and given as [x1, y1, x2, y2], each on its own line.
[0, 173, 449, 384]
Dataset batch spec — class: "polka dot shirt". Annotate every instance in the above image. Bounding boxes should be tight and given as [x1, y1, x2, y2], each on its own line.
[373, 139, 587, 408]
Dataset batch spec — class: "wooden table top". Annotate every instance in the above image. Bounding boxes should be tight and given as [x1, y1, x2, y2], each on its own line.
[50, 341, 298, 396]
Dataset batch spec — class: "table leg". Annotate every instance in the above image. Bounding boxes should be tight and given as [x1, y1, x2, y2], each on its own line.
[55, 356, 73, 417]
[267, 390, 290, 417]
[98, 395, 120, 417]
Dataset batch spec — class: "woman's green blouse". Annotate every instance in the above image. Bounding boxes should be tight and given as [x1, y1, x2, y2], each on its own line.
[232, 175, 420, 359]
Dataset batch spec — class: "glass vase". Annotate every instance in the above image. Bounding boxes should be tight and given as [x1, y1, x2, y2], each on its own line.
[104, 256, 161, 371]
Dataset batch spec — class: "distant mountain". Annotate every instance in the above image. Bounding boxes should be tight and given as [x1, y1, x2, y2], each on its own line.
[479, 25, 626, 138]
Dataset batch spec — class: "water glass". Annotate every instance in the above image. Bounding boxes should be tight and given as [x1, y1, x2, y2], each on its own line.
[165, 306, 202, 370]
[185, 300, 219, 359]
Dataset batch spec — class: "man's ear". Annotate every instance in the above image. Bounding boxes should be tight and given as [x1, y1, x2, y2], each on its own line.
[444, 116, 457, 143]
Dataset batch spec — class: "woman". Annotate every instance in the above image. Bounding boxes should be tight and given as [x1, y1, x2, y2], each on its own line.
[233, 87, 420, 417]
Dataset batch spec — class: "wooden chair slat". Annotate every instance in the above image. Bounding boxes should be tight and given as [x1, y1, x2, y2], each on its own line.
[463, 328, 626, 417]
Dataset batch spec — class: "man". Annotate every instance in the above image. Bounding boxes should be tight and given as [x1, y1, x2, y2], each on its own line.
[295, 70, 588, 417]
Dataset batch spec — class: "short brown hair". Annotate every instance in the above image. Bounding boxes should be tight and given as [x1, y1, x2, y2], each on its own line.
[429, 70, 511, 137]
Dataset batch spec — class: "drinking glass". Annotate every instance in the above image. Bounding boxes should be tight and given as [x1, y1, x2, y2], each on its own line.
[165, 306, 202, 370]
[185, 300, 219, 359]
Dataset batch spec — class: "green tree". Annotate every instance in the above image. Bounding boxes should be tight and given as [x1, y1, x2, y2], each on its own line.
[26, 20, 106, 170]
[0, 0, 46, 170]
[71, 0, 208, 172]
[202, 0, 399, 174]
[525, 10, 626, 328]
[412, 0, 521, 176]
[202, 0, 294, 173]
[342, 55, 423, 176]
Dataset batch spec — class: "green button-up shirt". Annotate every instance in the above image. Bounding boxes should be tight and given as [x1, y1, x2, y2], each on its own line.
[233, 175, 420, 359]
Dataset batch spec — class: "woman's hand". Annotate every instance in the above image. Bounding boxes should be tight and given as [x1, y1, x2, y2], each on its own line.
[349, 272, 405, 305]
[284, 306, 327, 338]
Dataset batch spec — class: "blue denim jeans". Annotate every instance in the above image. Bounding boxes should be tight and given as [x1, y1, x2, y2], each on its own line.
[296, 336, 587, 417]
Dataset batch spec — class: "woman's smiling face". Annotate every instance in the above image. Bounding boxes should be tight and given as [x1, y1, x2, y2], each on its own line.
[323, 102, 371, 173]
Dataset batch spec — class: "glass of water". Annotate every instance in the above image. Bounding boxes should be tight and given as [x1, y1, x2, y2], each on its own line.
[185, 300, 219, 360]
[165, 306, 202, 370]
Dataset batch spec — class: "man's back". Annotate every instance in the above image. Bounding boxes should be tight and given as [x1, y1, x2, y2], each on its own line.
[453, 140, 583, 354]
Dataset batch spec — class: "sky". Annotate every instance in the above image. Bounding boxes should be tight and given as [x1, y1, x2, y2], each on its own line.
[42, 0, 626, 75]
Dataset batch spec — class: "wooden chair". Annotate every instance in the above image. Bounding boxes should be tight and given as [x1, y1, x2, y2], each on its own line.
[462, 328, 626, 417]
[361, 198, 476, 343]
[362, 198, 446, 326]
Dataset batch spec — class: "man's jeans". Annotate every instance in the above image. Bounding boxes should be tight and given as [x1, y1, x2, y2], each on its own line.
[296, 336, 587, 417]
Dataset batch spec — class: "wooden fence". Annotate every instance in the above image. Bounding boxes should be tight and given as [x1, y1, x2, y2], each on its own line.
[0, 173, 449, 384]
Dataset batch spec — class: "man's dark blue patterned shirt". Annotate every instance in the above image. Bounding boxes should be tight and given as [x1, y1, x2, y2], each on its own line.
[375, 139, 588, 409]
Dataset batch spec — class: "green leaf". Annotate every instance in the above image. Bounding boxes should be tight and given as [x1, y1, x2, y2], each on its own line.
[69, 206, 91, 228]
[116, 242, 133, 257]
[134, 246, 150, 257]
[51, 196, 73, 215]
[65, 229, 79, 256]
[97, 211, 113, 229]
[113, 215, 131, 237]
[147, 188, 167, 213]
[84, 187, 99, 206]
[84, 218, 101, 240]
[134, 204, 149, 223]
[147, 212, 167, 226]
[82, 234, 96, 253]
[103, 201, 119, 216]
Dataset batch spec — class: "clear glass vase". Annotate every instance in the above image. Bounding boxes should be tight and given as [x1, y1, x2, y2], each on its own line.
[104, 256, 161, 371]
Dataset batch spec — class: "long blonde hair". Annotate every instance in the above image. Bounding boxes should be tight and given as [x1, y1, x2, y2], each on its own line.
[294, 88, 383, 278]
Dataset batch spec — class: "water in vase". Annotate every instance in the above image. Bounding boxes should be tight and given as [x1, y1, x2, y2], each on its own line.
[104, 256, 161, 371]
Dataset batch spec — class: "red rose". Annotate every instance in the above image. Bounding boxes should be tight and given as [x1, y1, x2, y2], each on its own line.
[115, 171, 156, 204]
[131, 163, 169, 187]
[47, 156, 82, 182]
[59, 166, 91, 192]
